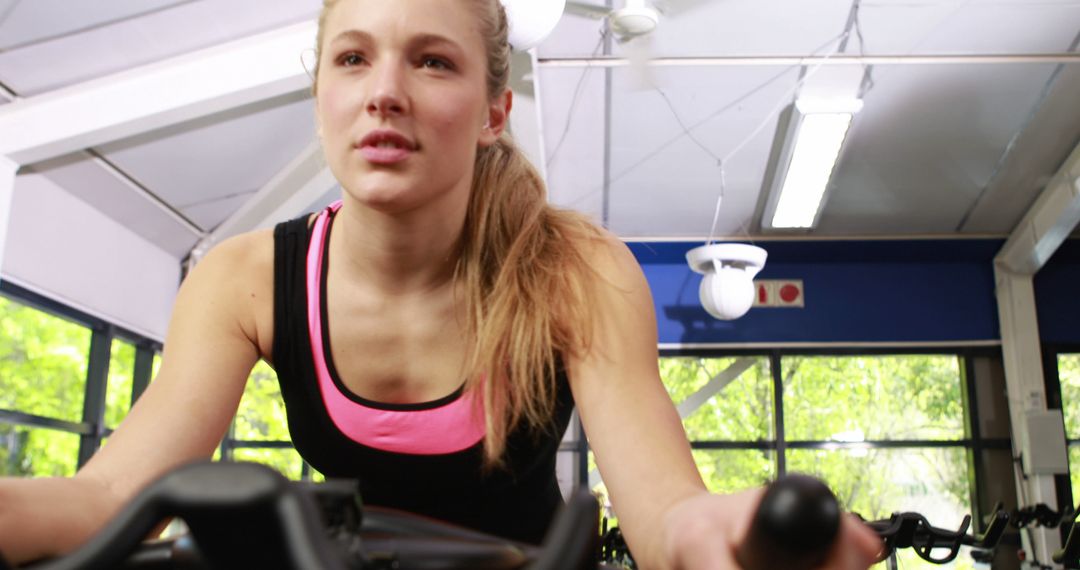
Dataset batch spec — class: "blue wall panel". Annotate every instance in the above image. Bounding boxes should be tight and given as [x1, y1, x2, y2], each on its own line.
[1036, 239, 1080, 345]
[630, 240, 1003, 345]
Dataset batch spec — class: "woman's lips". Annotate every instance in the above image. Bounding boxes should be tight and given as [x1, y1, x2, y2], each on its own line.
[359, 145, 413, 164]
[357, 130, 416, 165]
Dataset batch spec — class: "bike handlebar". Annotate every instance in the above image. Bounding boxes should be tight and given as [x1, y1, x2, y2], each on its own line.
[4, 463, 849, 570]
[735, 474, 842, 570]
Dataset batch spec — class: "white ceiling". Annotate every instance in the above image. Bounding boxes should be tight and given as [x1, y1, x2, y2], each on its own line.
[1, 0, 1079, 263]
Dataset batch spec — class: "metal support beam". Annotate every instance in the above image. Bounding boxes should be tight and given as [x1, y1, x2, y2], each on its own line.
[132, 344, 155, 404]
[78, 326, 113, 468]
[539, 52, 1080, 69]
[188, 140, 335, 265]
[997, 142, 1080, 275]
[0, 157, 15, 282]
[675, 358, 757, 418]
[0, 21, 315, 166]
[991, 142, 1080, 565]
[588, 358, 757, 488]
[994, 267, 1061, 565]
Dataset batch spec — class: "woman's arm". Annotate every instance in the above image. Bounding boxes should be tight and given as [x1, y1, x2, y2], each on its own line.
[565, 234, 880, 570]
[0, 231, 271, 565]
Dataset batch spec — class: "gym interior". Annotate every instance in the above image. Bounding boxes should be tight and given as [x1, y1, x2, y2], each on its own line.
[1, 1, 1079, 569]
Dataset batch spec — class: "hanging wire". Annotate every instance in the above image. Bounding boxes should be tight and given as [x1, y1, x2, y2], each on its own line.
[548, 0, 983, 239]
[701, 29, 855, 244]
[545, 26, 611, 170]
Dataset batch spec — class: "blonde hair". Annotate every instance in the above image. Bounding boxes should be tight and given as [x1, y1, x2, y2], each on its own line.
[315, 0, 604, 466]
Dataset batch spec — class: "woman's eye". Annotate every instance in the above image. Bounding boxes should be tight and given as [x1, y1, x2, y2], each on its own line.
[421, 57, 452, 70]
[339, 53, 365, 67]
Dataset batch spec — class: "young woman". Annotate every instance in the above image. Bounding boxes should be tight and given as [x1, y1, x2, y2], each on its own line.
[0, 1, 881, 568]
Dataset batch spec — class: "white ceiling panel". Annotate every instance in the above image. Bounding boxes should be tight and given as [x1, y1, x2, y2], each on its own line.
[0, 0, 320, 96]
[859, 0, 1080, 55]
[636, 0, 855, 59]
[541, 67, 609, 224]
[604, 65, 802, 237]
[547, 0, 863, 59]
[96, 91, 316, 231]
[27, 154, 201, 258]
[820, 62, 1063, 234]
[538, 5, 611, 59]
[0, 0, 186, 51]
[962, 63, 1080, 233]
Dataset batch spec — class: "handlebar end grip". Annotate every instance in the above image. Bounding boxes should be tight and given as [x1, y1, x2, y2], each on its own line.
[735, 474, 842, 570]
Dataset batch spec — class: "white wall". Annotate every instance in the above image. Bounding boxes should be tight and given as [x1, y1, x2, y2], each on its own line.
[2, 172, 180, 341]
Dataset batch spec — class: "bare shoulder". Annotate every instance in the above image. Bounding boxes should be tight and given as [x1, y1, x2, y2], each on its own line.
[572, 226, 648, 293]
[182, 228, 276, 356]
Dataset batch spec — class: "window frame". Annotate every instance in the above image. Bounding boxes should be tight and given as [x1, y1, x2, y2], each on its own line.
[0, 280, 162, 471]
[1041, 343, 1080, 515]
[577, 346, 1009, 532]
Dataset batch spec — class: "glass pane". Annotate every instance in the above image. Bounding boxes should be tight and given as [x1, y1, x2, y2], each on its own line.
[783, 355, 964, 441]
[1060, 354, 1080, 439]
[0, 423, 80, 477]
[232, 447, 304, 480]
[0, 296, 91, 421]
[787, 448, 971, 528]
[692, 449, 775, 493]
[234, 360, 289, 441]
[105, 339, 136, 429]
[661, 357, 774, 441]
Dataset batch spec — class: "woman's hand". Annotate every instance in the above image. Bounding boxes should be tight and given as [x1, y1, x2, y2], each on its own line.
[662, 488, 883, 570]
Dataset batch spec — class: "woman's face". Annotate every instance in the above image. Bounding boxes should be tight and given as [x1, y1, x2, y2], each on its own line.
[315, 0, 508, 215]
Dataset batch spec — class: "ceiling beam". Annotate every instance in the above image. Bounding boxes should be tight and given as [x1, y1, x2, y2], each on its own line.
[188, 140, 336, 264]
[996, 141, 1080, 275]
[0, 20, 315, 166]
[991, 138, 1080, 562]
[539, 53, 1080, 69]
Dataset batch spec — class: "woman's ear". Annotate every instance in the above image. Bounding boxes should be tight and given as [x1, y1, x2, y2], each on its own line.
[479, 89, 513, 146]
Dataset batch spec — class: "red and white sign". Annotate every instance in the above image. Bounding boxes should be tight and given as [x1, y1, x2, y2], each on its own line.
[753, 280, 805, 308]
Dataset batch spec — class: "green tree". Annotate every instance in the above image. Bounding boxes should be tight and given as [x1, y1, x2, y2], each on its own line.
[0, 296, 89, 477]
[1060, 353, 1080, 499]
[231, 360, 305, 478]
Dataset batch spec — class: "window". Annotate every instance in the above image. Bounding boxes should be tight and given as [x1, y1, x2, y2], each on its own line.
[0, 295, 90, 422]
[223, 359, 316, 480]
[664, 356, 776, 493]
[1058, 353, 1080, 500]
[585, 352, 981, 569]
[0, 284, 161, 476]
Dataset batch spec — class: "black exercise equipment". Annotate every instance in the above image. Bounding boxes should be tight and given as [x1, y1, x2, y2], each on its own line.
[735, 474, 841, 570]
[8, 461, 599, 570]
[6, 463, 1027, 569]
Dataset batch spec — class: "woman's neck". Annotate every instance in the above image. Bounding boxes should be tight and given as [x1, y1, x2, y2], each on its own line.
[330, 193, 468, 297]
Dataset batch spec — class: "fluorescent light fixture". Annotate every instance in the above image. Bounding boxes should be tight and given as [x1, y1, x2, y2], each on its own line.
[763, 99, 863, 230]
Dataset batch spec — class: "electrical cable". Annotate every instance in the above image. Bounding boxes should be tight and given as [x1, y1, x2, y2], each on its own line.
[545, 27, 610, 170]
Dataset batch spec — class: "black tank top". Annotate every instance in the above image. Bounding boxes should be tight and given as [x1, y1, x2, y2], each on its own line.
[271, 210, 575, 544]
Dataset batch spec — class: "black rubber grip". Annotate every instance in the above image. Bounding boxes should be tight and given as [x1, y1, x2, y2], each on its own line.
[23, 461, 346, 570]
[735, 474, 841, 570]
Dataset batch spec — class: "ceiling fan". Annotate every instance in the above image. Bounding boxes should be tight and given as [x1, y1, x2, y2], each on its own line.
[562, 0, 709, 88]
[565, 0, 662, 41]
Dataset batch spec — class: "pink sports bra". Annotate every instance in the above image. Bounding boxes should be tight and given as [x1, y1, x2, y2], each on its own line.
[305, 200, 486, 455]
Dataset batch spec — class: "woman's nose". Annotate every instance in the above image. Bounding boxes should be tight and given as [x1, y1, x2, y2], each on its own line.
[366, 63, 407, 117]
